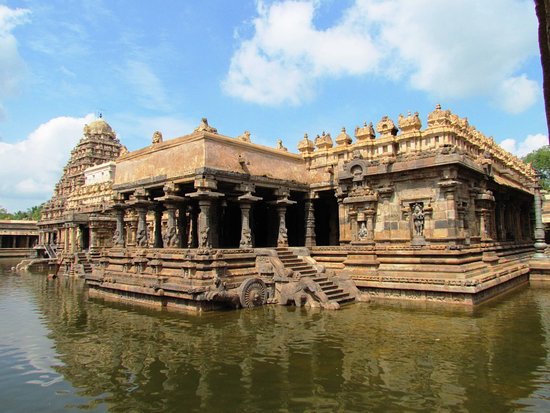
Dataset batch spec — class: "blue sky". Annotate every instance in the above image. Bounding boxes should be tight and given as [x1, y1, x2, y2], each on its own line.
[0, 0, 547, 212]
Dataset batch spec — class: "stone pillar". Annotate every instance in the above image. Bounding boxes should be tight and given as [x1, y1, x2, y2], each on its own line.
[89, 226, 97, 251]
[186, 176, 224, 248]
[304, 198, 316, 247]
[440, 181, 458, 241]
[178, 206, 188, 248]
[238, 192, 262, 248]
[336, 194, 348, 244]
[71, 225, 77, 253]
[365, 208, 376, 241]
[239, 202, 253, 248]
[198, 199, 212, 248]
[135, 207, 148, 247]
[127, 215, 138, 247]
[276, 205, 288, 247]
[63, 226, 69, 252]
[534, 173, 548, 258]
[113, 209, 125, 247]
[272, 190, 296, 247]
[154, 207, 163, 248]
[164, 204, 179, 248]
[187, 205, 197, 248]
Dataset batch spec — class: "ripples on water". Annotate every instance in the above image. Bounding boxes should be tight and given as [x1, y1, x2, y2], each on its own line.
[2, 258, 550, 412]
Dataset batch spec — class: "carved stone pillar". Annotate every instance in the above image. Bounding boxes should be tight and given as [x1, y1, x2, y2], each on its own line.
[365, 208, 376, 241]
[304, 198, 316, 247]
[155, 182, 188, 248]
[439, 179, 460, 242]
[271, 193, 296, 248]
[113, 208, 125, 247]
[238, 192, 262, 248]
[71, 225, 77, 253]
[63, 225, 70, 252]
[127, 215, 137, 247]
[187, 205, 197, 248]
[135, 207, 148, 247]
[197, 199, 212, 248]
[476, 194, 495, 242]
[127, 188, 153, 248]
[154, 206, 163, 248]
[89, 224, 97, 252]
[164, 204, 179, 248]
[534, 172, 548, 257]
[186, 176, 224, 248]
[276, 206, 288, 247]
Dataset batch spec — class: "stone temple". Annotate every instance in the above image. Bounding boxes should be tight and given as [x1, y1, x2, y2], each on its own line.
[31, 105, 550, 311]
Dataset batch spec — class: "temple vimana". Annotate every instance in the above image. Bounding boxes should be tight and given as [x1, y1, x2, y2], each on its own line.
[28, 105, 550, 311]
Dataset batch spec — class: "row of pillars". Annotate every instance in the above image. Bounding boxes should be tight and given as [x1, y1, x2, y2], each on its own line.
[0, 235, 38, 248]
[113, 187, 318, 249]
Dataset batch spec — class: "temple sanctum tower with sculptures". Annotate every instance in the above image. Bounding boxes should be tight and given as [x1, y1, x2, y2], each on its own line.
[27, 105, 550, 311]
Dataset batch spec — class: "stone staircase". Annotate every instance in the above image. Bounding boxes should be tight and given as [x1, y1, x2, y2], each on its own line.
[275, 247, 356, 307]
[70, 252, 94, 277]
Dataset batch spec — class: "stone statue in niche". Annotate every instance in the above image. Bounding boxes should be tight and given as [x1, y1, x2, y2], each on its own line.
[358, 222, 368, 240]
[412, 203, 425, 237]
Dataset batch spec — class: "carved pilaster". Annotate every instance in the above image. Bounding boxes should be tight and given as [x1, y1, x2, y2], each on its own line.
[304, 198, 316, 247]
[534, 172, 548, 258]
[113, 208, 126, 247]
[153, 207, 163, 248]
[271, 190, 296, 248]
[135, 207, 148, 247]
[163, 205, 179, 248]
[238, 191, 262, 248]
[186, 175, 224, 249]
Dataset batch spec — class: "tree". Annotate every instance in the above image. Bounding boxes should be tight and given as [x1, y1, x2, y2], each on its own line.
[0, 203, 44, 220]
[524, 145, 550, 190]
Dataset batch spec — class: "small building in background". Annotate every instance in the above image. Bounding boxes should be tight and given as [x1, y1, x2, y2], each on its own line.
[0, 220, 39, 258]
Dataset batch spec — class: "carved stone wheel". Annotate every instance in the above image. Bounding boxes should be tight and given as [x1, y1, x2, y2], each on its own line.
[239, 278, 267, 308]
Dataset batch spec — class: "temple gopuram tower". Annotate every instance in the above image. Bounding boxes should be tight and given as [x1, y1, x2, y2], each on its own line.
[38, 117, 122, 257]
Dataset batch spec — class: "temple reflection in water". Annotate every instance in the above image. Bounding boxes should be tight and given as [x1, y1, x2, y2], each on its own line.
[23, 274, 546, 413]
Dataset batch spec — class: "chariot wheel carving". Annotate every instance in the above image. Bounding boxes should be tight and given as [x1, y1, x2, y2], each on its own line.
[239, 278, 267, 308]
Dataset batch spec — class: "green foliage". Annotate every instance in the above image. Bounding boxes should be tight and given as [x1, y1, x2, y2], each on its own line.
[523, 145, 550, 190]
[0, 203, 44, 221]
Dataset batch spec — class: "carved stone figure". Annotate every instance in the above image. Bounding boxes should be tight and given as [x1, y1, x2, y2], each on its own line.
[358, 222, 368, 239]
[276, 139, 288, 151]
[199, 225, 210, 248]
[152, 131, 163, 144]
[237, 131, 251, 142]
[412, 203, 424, 237]
[163, 225, 178, 248]
[136, 227, 148, 247]
[194, 117, 218, 133]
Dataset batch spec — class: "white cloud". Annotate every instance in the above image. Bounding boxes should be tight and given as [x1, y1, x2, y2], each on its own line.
[120, 60, 171, 111]
[223, 0, 379, 105]
[0, 5, 30, 119]
[0, 114, 95, 211]
[495, 74, 540, 114]
[224, 0, 539, 112]
[500, 133, 548, 157]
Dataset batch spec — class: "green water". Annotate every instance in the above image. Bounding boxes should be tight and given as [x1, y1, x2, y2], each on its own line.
[1, 259, 550, 412]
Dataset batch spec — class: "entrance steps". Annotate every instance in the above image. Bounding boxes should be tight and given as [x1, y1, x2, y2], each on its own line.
[275, 247, 356, 308]
[61, 252, 94, 277]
